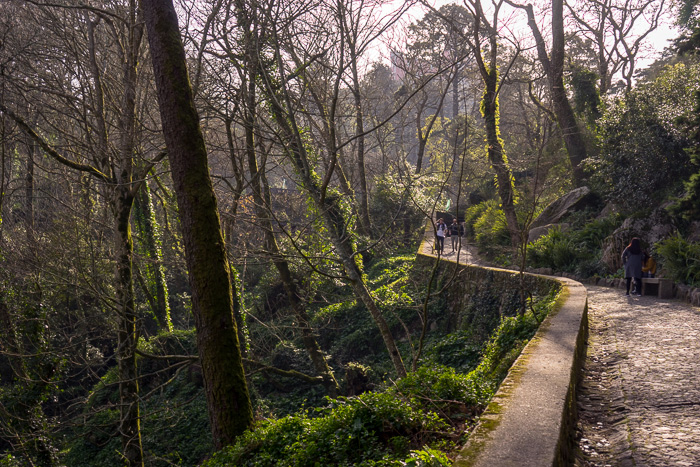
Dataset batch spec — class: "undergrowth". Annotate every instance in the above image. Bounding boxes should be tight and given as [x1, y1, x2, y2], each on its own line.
[203, 293, 555, 467]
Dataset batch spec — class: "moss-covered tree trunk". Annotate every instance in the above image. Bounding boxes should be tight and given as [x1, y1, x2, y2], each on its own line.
[261, 61, 408, 379]
[134, 180, 172, 333]
[481, 69, 519, 247]
[141, 0, 253, 448]
[238, 21, 339, 395]
[114, 8, 144, 461]
[467, 1, 520, 248]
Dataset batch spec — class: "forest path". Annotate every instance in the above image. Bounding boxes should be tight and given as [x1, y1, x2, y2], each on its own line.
[418, 232, 489, 267]
[574, 286, 700, 467]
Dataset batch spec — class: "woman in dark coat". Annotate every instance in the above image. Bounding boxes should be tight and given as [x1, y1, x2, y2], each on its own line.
[622, 238, 644, 295]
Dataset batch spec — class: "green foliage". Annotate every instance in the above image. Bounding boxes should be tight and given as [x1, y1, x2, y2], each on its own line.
[203, 391, 449, 467]
[670, 86, 700, 220]
[204, 364, 489, 467]
[476, 312, 541, 382]
[367, 255, 417, 288]
[591, 62, 698, 211]
[63, 331, 212, 467]
[402, 448, 451, 467]
[0, 454, 22, 467]
[527, 215, 622, 276]
[463, 202, 490, 239]
[655, 234, 700, 286]
[203, 291, 559, 467]
[424, 331, 482, 372]
[468, 200, 511, 248]
[392, 366, 492, 416]
[369, 170, 443, 251]
[527, 227, 580, 271]
[570, 67, 601, 122]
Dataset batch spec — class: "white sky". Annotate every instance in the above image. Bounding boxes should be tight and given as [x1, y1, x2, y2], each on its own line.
[375, 0, 679, 77]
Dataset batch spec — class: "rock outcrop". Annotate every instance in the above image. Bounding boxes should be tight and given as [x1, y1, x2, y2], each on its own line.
[600, 206, 677, 272]
[527, 186, 593, 243]
[530, 186, 593, 230]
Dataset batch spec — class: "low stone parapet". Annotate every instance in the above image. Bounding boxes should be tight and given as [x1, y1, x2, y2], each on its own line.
[452, 275, 588, 467]
[415, 236, 589, 467]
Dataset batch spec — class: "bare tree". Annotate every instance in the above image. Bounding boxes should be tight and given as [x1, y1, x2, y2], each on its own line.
[0, 1, 170, 463]
[423, 0, 521, 247]
[565, 0, 667, 94]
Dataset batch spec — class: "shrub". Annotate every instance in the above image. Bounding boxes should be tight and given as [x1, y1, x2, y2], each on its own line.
[392, 366, 492, 417]
[203, 391, 449, 467]
[463, 202, 490, 239]
[527, 227, 580, 271]
[469, 200, 510, 247]
[527, 215, 620, 275]
[424, 331, 482, 372]
[203, 290, 560, 467]
[656, 234, 700, 286]
[475, 311, 541, 383]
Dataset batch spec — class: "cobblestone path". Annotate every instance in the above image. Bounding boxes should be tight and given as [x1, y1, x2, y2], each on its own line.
[575, 286, 700, 467]
[419, 234, 487, 267]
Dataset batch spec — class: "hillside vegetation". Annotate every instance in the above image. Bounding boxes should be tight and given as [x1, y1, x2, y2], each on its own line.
[2, 0, 700, 465]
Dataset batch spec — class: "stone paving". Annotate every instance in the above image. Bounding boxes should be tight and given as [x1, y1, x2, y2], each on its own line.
[574, 286, 700, 467]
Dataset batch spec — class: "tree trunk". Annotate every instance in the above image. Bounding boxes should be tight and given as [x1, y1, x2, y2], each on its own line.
[350, 57, 371, 236]
[239, 31, 339, 395]
[24, 131, 35, 244]
[115, 6, 144, 463]
[141, 0, 253, 448]
[415, 103, 426, 174]
[524, 0, 587, 187]
[481, 69, 520, 247]
[550, 0, 587, 186]
[112, 190, 143, 467]
[264, 82, 408, 378]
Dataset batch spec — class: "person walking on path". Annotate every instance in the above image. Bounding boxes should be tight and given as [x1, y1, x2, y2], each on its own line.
[435, 218, 447, 254]
[621, 237, 643, 295]
[449, 218, 461, 252]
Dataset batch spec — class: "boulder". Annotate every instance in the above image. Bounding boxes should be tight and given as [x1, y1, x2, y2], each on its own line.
[596, 202, 621, 220]
[530, 186, 592, 230]
[692, 288, 700, 307]
[676, 284, 691, 301]
[600, 206, 677, 272]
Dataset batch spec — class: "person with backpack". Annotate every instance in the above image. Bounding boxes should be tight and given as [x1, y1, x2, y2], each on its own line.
[435, 218, 447, 254]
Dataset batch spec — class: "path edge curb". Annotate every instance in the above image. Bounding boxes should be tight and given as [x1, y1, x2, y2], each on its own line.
[454, 273, 587, 466]
[414, 244, 588, 467]
[417, 233, 589, 466]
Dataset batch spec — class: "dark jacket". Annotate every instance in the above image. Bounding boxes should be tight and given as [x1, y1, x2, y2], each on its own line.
[622, 247, 643, 279]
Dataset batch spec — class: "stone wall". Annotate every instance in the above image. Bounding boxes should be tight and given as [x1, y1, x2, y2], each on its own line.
[413, 252, 588, 467]
[414, 253, 561, 337]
